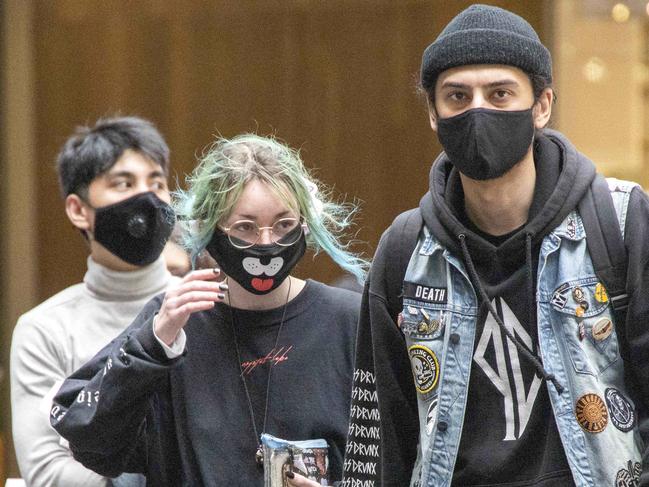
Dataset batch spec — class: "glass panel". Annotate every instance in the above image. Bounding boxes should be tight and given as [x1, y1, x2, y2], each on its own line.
[554, 0, 649, 187]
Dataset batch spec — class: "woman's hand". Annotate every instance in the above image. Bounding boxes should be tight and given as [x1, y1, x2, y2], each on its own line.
[285, 471, 323, 487]
[155, 268, 227, 345]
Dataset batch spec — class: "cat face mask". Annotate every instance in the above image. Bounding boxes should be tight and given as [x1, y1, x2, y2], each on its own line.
[205, 225, 306, 295]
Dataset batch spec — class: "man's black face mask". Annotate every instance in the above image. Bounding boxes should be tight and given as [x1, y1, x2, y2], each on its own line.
[436, 107, 535, 180]
[92, 192, 176, 266]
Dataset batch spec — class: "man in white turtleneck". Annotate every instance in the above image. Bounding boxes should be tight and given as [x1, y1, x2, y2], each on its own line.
[10, 116, 178, 487]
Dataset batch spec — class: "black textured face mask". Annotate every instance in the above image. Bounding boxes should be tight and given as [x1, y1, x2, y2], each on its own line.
[436, 107, 535, 180]
[92, 192, 175, 266]
[206, 226, 306, 295]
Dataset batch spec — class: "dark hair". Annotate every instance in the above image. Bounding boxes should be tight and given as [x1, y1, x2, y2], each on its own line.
[528, 73, 556, 103]
[56, 116, 170, 198]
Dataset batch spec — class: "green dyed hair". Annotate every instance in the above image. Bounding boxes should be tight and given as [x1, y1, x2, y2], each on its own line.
[174, 134, 368, 282]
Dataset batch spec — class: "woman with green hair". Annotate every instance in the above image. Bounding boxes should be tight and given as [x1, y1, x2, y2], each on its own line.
[51, 134, 368, 487]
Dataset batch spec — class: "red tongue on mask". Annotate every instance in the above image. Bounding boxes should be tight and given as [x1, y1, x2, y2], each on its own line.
[251, 278, 274, 292]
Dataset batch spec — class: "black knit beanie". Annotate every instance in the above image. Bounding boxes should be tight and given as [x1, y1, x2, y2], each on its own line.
[421, 4, 552, 93]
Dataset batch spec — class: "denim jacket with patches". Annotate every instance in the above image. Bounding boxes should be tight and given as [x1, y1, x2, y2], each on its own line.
[402, 178, 643, 487]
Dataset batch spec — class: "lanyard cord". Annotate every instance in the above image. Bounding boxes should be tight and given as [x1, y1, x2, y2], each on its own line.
[227, 276, 293, 463]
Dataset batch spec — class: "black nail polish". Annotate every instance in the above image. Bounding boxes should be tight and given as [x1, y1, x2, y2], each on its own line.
[219, 283, 229, 291]
[286, 470, 294, 479]
[212, 268, 220, 275]
[217, 293, 225, 300]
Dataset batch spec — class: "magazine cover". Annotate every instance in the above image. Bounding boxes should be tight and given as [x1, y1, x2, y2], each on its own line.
[261, 433, 329, 486]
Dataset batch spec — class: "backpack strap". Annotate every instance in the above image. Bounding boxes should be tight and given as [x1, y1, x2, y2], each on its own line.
[578, 174, 630, 362]
[385, 208, 423, 321]
[578, 174, 629, 315]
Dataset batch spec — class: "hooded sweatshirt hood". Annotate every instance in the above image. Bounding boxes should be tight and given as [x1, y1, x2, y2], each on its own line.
[419, 129, 596, 281]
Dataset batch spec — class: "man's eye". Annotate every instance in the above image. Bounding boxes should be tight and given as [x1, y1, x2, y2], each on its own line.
[114, 180, 130, 189]
[449, 92, 466, 102]
[494, 90, 510, 99]
[151, 181, 167, 190]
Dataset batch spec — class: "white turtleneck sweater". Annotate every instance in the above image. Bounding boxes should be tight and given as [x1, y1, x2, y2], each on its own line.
[10, 256, 177, 487]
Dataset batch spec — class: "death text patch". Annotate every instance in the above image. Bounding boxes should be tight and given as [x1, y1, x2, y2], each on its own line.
[403, 281, 447, 304]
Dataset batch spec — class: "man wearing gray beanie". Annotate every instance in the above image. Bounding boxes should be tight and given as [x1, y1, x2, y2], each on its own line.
[343, 4, 649, 487]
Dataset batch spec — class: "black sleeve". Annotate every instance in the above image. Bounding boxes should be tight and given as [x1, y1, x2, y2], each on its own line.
[50, 295, 183, 478]
[342, 228, 419, 486]
[622, 187, 649, 486]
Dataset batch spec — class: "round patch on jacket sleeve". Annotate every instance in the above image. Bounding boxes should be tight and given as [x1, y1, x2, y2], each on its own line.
[592, 318, 613, 341]
[408, 345, 440, 395]
[575, 393, 608, 433]
[605, 388, 635, 432]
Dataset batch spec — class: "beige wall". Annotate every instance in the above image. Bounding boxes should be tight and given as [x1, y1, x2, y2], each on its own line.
[1, 0, 37, 480]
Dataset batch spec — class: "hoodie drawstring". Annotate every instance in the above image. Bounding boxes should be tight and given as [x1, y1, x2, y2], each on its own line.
[525, 233, 535, 338]
[458, 234, 564, 395]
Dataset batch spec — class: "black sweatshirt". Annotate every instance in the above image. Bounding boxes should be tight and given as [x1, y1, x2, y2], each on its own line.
[449, 137, 572, 486]
[51, 279, 360, 486]
[342, 130, 649, 486]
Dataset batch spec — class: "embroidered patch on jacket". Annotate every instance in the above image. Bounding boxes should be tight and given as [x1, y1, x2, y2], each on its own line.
[615, 460, 641, 486]
[425, 396, 439, 435]
[403, 281, 447, 304]
[567, 216, 577, 239]
[605, 388, 635, 432]
[575, 393, 608, 433]
[408, 344, 440, 395]
[551, 283, 569, 309]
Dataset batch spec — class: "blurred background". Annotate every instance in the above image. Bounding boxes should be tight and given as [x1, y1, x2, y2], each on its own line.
[1, 0, 648, 481]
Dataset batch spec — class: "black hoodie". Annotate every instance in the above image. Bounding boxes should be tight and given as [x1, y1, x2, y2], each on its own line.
[342, 130, 649, 486]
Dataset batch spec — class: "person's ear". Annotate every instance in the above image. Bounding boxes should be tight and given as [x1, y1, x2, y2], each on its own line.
[533, 88, 553, 129]
[428, 100, 438, 132]
[65, 194, 92, 232]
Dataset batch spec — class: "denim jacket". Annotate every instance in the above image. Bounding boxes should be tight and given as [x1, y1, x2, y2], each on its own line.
[401, 178, 643, 487]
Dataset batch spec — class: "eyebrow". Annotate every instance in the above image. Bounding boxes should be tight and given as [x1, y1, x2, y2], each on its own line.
[237, 210, 293, 221]
[440, 79, 520, 90]
[148, 170, 166, 179]
[106, 170, 166, 179]
[105, 171, 134, 179]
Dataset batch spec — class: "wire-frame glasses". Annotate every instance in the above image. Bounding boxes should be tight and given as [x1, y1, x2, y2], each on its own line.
[221, 217, 306, 249]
